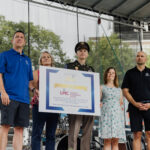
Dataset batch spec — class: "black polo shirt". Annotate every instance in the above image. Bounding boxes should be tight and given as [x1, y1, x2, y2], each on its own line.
[122, 66, 150, 102]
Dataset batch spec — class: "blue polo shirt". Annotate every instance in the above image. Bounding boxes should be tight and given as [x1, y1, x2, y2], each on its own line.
[0, 48, 33, 104]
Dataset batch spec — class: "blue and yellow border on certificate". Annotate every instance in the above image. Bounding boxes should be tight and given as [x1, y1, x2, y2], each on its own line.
[46, 68, 95, 113]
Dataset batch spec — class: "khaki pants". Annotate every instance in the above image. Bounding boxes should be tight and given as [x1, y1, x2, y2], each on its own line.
[68, 115, 94, 150]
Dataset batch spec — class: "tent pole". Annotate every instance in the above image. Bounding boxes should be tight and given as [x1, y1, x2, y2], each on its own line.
[28, 0, 30, 57]
[139, 22, 143, 51]
[76, 7, 79, 42]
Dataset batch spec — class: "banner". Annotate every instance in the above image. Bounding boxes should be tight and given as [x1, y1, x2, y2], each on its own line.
[39, 66, 100, 116]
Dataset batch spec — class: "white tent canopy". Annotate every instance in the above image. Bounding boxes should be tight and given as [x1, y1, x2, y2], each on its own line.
[47, 0, 150, 22]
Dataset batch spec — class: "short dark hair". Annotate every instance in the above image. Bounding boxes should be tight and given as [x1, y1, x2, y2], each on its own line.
[13, 30, 25, 38]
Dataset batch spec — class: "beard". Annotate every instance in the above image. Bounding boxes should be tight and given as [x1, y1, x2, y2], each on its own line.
[137, 62, 145, 65]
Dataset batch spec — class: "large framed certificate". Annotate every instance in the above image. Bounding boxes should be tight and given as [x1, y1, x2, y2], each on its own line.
[39, 66, 100, 116]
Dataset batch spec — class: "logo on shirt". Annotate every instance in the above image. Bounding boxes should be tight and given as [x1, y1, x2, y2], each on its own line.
[25, 60, 29, 65]
[145, 73, 150, 77]
[88, 69, 93, 72]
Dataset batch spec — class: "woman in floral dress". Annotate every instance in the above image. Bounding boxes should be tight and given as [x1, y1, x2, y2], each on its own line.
[100, 67, 126, 150]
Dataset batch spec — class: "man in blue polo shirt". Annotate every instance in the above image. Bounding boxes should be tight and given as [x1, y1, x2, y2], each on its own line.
[0, 31, 33, 150]
[122, 51, 150, 150]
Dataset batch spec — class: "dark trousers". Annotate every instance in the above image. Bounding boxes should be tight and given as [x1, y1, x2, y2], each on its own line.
[31, 105, 59, 150]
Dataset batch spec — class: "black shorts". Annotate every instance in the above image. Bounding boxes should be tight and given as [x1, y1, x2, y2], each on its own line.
[0, 99, 29, 127]
[129, 104, 150, 132]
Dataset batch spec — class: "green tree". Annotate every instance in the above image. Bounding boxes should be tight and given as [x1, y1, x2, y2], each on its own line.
[0, 15, 72, 69]
[146, 54, 150, 68]
[87, 34, 136, 85]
